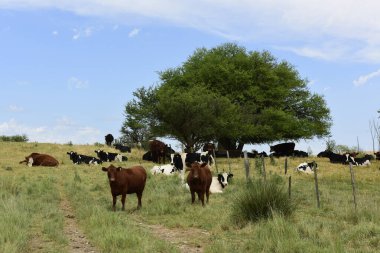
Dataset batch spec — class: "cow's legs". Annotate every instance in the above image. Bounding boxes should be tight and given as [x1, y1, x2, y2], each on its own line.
[206, 189, 210, 203]
[112, 195, 117, 211]
[121, 194, 126, 211]
[191, 191, 196, 204]
[136, 192, 142, 209]
[198, 192, 205, 206]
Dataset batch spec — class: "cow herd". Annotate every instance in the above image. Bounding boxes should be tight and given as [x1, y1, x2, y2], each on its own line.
[17, 138, 380, 211]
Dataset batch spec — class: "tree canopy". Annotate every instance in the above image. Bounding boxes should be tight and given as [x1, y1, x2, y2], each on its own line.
[122, 43, 331, 150]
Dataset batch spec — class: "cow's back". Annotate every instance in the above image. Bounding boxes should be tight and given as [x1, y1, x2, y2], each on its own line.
[117, 166, 147, 194]
[34, 154, 59, 166]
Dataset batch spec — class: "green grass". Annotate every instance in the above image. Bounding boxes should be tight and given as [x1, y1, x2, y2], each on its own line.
[231, 176, 296, 225]
[1, 141, 380, 252]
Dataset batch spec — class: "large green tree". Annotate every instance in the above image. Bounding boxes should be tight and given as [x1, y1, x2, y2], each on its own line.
[122, 43, 331, 151]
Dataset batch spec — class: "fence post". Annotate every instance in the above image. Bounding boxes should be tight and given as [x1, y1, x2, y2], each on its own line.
[288, 176, 292, 199]
[226, 150, 232, 173]
[261, 156, 266, 182]
[243, 151, 250, 180]
[285, 157, 288, 175]
[313, 161, 320, 208]
[349, 163, 357, 211]
[212, 149, 219, 174]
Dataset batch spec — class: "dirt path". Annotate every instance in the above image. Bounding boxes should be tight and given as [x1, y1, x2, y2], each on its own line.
[60, 193, 99, 253]
[137, 222, 210, 253]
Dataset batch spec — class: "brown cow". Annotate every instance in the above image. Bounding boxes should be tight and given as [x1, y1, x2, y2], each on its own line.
[19, 153, 59, 167]
[101, 164, 147, 211]
[187, 162, 212, 206]
[149, 140, 168, 164]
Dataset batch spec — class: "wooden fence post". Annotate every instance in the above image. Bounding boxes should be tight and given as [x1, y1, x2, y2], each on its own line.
[261, 156, 266, 182]
[212, 149, 219, 174]
[349, 163, 357, 211]
[285, 157, 288, 175]
[226, 150, 232, 173]
[288, 176, 292, 199]
[313, 161, 320, 208]
[243, 151, 250, 180]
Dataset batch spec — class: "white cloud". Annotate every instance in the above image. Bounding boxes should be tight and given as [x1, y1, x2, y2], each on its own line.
[0, 118, 101, 144]
[2, 1, 380, 62]
[8, 105, 24, 112]
[67, 77, 89, 90]
[128, 28, 140, 38]
[353, 69, 380, 86]
[72, 27, 93, 40]
[52, 30, 58, 36]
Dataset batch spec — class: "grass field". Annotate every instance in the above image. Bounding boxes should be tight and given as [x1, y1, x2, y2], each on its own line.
[1, 141, 380, 253]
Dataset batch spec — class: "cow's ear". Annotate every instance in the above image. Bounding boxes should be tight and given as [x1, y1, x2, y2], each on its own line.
[101, 167, 108, 172]
[228, 173, 234, 178]
[217, 174, 223, 180]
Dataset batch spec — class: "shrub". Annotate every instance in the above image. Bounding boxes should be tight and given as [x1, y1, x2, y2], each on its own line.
[0, 134, 28, 142]
[231, 176, 295, 225]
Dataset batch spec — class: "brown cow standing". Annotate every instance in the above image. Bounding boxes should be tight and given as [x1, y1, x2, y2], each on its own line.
[187, 162, 212, 206]
[101, 164, 147, 211]
[149, 140, 167, 164]
[19, 153, 59, 167]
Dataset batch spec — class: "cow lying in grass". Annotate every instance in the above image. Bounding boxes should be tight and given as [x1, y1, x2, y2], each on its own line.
[95, 150, 128, 162]
[150, 164, 176, 175]
[102, 164, 147, 211]
[209, 172, 233, 193]
[67, 151, 102, 165]
[295, 162, 317, 174]
[19, 153, 59, 167]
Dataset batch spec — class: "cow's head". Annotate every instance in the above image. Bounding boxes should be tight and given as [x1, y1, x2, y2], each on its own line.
[217, 172, 233, 188]
[171, 153, 183, 171]
[102, 164, 121, 182]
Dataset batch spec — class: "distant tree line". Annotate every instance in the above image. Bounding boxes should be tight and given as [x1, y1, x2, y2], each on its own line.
[0, 134, 29, 142]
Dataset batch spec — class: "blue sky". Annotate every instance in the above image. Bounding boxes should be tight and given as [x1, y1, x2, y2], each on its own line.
[0, 1, 379, 154]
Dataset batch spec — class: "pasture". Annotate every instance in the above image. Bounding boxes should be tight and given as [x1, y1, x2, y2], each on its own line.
[1, 141, 380, 253]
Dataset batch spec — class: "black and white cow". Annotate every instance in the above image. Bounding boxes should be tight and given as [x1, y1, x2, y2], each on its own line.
[210, 172, 233, 193]
[67, 151, 102, 165]
[171, 152, 214, 183]
[150, 164, 176, 175]
[170, 152, 214, 171]
[351, 156, 371, 166]
[114, 144, 131, 153]
[94, 150, 128, 162]
[323, 151, 356, 164]
[295, 162, 317, 174]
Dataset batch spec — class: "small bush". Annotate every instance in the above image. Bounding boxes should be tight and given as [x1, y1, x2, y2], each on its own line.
[231, 176, 295, 225]
[0, 134, 28, 142]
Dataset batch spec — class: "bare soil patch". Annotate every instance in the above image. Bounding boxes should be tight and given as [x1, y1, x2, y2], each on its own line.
[138, 222, 210, 253]
[60, 194, 98, 253]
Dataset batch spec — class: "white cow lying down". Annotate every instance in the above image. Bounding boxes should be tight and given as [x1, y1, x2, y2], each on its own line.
[295, 162, 318, 174]
[150, 164, 176, 175]
[184, 172, 233, 193]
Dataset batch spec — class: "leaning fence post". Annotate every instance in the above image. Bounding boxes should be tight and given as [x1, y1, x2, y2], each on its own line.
[349, 163, 357, 211]
[243, 151, 250, 180]
[261, 156, 266, 182]
[288, 176, 292, 199]
[212, 149, 219, 174]
[226, 150, 232, 173]
[285, 157, 288, 175]
[313, 161, 320, 208]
